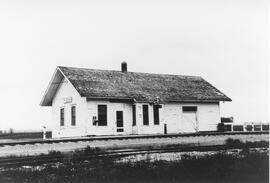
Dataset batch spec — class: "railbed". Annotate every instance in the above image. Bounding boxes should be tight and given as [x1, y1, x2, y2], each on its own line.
[0, 131, 268, 147]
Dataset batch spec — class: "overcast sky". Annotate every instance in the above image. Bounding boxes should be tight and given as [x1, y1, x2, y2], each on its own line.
[0, 0, 268, 130]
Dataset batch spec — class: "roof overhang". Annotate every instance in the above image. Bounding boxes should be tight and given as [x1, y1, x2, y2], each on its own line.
[85, 97, 231, 104]
[40, 67, 65, 106]
[86, 97, 135, 103]
[168, 99, 232, 103]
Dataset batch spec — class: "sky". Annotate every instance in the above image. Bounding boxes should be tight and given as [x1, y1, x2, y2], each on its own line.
[0, 0, 268, 130]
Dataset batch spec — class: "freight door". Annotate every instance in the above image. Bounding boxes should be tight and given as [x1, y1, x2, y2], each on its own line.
[181, 112, 198, 133]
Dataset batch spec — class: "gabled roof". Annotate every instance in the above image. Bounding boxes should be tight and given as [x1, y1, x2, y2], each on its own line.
[40, 66, 231, 106]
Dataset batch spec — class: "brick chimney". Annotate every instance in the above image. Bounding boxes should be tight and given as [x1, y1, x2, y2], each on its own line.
[121, 61, 127, 72]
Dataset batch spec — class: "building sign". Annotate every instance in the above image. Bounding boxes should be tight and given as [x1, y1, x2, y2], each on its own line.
[63, 97, 73, 104]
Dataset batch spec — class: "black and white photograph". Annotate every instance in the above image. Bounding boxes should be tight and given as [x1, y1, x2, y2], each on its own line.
[0, 0, 269, 183]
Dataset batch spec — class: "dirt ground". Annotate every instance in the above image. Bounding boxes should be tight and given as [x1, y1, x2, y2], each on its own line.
[0, 133, 268, 157]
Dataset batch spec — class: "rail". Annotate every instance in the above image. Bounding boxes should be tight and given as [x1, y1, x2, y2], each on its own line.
[0, 131, 268, 147]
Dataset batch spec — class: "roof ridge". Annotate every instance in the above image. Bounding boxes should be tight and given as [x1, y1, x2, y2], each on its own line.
[57, 65, 202, 78]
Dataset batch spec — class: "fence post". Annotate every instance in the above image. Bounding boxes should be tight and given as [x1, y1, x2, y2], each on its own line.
[43, 126, 46, 140]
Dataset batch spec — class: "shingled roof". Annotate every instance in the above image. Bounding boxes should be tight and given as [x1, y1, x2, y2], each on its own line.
[46, 66, 231, 104]
[40, 66, 231, 106]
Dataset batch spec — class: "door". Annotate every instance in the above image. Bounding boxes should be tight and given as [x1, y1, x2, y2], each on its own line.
[181, 112, 198, 133]
[116, 111, 124, 132]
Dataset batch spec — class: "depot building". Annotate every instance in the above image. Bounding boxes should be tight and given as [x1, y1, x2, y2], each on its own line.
[40, 62, 231, 138]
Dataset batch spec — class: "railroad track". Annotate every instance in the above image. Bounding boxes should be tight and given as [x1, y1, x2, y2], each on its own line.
[0, 142, 268, 167]
[0, 131, 268, 147]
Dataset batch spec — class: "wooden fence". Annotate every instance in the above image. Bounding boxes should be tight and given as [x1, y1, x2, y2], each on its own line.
[223, 122, 269, 132]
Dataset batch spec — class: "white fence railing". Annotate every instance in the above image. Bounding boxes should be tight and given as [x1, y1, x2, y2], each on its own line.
[223, 122, 269, 132]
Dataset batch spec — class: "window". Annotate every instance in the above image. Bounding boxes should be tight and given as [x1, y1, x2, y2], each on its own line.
[98, 105, 107, 126]
[116, 111, 124, 132]
[132, 105, 136, 126]
[71, 106, 76, 126]
[182, 106, 197, 112]
[153, 105, 161, 125]
[60, 108, 64, 126]
[143, 105, 149, 125]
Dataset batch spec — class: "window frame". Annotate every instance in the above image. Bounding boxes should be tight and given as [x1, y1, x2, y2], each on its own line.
[71, 105, 76, 126]
[97, 104, 107, 126]
[132, 105, 136, 126]
[60, 107, 65, 127]
[182, 106, 198, 112]
[142, 104, 149, 125]
[153, 105, 161, 125]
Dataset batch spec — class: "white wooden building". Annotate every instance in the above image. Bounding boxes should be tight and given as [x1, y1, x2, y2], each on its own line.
[40, 63, 231, 138]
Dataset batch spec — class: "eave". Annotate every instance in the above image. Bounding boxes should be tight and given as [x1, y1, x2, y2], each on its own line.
[40, 67, 64, 106]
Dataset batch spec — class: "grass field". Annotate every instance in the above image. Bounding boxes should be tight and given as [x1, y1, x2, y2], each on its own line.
[0, 150, 268, 183]
[0, 139, 268, 183]
[0, 131, 52, 140]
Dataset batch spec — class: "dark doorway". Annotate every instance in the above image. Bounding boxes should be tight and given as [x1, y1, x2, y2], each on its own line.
[116, 111, 124, 132]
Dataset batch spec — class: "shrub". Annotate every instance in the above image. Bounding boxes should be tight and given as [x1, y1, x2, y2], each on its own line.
[225, 138, 269, 149]
[48, 150, 62, 156]
[84, 146, 101, 154]
[225, 138, 242, 148]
